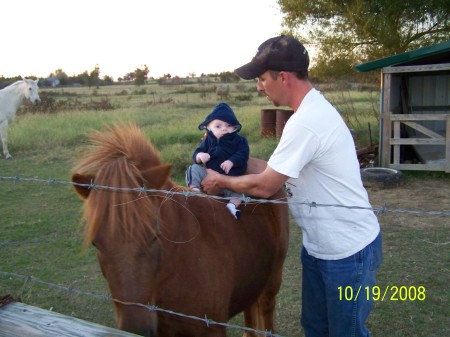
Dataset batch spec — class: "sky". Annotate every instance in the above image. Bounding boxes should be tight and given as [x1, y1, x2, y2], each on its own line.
[1, 0, 285, 80]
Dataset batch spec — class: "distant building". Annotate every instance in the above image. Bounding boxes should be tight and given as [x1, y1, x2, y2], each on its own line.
[39, 77, 60, 87]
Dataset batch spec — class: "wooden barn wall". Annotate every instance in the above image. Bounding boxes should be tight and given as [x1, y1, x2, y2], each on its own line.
[408, 73, 450, 107]
[407, 73, 450, 135]
[380, 67, 450, 172]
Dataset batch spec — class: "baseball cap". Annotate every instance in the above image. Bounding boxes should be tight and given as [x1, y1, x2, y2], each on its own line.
[235, 35, 309, 80]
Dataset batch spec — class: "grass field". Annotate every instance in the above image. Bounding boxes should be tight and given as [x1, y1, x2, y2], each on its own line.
[1, 81, 448, 336]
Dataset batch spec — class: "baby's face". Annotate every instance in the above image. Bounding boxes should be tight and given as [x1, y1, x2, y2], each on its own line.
[208, 119, 235, 139]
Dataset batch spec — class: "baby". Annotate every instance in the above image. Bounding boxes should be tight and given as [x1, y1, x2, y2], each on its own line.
[186, 102, 249, 219]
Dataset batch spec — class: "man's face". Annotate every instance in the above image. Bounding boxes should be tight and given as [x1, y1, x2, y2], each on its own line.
[257, 70, 283, 107]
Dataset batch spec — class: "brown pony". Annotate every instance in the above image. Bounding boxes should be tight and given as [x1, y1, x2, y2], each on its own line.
[71, 123, 289, 337]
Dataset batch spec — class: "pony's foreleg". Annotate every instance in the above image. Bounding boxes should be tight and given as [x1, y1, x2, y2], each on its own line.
[242, 293, 276, 337]
[243, 258, 286, 337]
[0, 119, 12, 159]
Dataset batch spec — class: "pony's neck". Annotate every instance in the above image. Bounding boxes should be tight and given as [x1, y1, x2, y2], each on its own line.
[9, 82, 27, 106]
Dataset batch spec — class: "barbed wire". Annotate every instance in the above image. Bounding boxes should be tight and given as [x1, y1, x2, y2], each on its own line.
[0, 270, 110, 301]
[113, 299, 283, 337]
[1, 174, 448, 335]
[1, 175, 450, 216]
[0, 270, 284, 337]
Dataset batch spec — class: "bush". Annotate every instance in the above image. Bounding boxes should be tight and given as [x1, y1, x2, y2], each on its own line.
[19, 92, 117, 114]
[234, 94, 253, 102]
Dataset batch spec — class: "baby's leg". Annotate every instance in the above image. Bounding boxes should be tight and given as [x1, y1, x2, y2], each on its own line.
[225, 190, 243, 219]
[185, 164, 206, 191]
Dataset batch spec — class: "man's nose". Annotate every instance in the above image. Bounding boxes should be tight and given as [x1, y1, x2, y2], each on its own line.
[257, 79, 264, 92]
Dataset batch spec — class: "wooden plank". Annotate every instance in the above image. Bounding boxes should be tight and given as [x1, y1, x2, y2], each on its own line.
[393, 121, 400, 164]
[0, 302, 139, 337]
[390, 138, 446, 145]
[381, 74, 392, 168]
[383, 63, 450, 74]
[446, 115, 450, 173]
[389, 163, 445, 171]
[402, 121, 444, 139]
[390, 114, 448, 121]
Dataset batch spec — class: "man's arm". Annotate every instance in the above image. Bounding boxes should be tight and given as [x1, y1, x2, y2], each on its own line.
[201, 165, 289, 199]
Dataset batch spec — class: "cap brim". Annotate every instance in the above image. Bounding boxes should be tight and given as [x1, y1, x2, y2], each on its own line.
[234, 61, 266, 80]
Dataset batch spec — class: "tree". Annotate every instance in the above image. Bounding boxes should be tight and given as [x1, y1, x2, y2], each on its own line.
[82, 65, 101, 88]
[134, 65, 149, 86]
[50, 69, 69, 85]
[278, 0, 450, 78]
[219, 71, 240, 83]
[103, 75, 114, 85]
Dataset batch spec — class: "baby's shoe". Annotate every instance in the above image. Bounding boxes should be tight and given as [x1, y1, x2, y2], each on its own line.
[226, 203, 240, 220]
[189, 185, 200, 192]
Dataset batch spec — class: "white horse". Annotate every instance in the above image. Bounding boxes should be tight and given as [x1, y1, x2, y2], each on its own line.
[0, 79, 41, 159]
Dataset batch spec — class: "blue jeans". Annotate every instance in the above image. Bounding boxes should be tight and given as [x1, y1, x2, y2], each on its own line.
[301, 232, 382, 337]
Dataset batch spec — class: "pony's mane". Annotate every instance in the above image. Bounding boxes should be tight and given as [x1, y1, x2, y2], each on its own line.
[12, 79, 31, 85]
[74, 123, 162, 176]
[7, 79, 36, 90]
[74, 123, 166, 246]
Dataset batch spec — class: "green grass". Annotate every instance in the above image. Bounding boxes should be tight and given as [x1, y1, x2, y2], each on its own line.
[1, 82, 448, 336]
[0, 148, 116, 326]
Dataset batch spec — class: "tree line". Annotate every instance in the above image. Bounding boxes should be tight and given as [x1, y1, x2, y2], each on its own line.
[0, 64, 241, 89]
[0, 65, 146, 89]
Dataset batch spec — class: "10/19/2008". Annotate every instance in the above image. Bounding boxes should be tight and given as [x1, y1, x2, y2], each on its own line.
[338, 285, 426, 301]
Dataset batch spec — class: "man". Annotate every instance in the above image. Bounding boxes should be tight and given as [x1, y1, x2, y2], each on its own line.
[201, 35, 382, 337]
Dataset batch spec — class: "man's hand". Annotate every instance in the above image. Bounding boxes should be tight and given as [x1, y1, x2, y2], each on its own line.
[201, 169, 223, 195]
[220, 160, 234, 174]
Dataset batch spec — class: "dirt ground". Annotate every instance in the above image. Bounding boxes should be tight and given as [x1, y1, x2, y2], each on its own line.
[365, 176, 450, 229]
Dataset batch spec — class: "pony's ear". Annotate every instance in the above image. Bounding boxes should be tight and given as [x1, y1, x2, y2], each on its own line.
[142, 164, 172, 189]
[34, 79, 39, 85]
[71, 173, 95, 199]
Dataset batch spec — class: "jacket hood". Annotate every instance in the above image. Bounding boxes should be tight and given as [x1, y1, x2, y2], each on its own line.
[198, 103, 242, 132]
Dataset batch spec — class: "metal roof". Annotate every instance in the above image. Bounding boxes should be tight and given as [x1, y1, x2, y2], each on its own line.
[356, 40, 450, 72]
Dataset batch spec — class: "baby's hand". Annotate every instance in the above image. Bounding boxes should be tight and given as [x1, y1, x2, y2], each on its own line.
[220, 160, 234, 174]
[196, 152, 210, 164]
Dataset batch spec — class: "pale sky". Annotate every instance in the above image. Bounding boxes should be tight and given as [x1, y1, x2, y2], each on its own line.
[1, 0, 285, 80]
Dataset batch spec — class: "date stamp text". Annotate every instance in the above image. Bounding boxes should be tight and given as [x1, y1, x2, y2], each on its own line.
[338, 285, 426, 301]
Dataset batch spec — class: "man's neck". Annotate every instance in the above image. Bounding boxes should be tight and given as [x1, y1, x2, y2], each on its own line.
[289, 80, 313, 111]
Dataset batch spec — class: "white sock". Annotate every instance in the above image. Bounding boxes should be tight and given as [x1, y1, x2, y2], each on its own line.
[226, 203, 240, 219]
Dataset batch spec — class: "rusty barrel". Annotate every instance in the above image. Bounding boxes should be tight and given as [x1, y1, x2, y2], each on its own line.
[276, 109, 294, 138]
[260, 109, 277, 138]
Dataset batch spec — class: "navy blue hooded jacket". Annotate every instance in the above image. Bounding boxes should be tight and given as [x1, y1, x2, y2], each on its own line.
[193, 103, 249, 176]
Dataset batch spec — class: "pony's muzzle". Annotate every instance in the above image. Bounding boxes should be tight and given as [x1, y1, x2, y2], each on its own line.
[116, 304, 158, 337]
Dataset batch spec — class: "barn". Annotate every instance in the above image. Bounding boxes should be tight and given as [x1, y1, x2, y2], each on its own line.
[356, 40, 450, 173]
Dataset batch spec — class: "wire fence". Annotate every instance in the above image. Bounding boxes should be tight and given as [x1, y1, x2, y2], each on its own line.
[2, 175, 450, 216]
[0, 270, 283, 337]
[1, 174, 449, 336]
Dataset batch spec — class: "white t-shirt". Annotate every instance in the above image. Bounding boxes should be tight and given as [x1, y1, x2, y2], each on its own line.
[268, 88, 380, 260]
